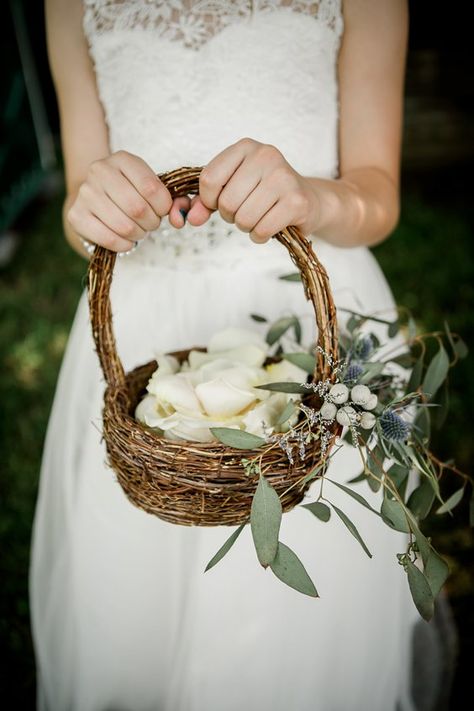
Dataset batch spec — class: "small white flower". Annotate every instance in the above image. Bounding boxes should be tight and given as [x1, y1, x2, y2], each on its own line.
[328, 383, 349, 404]
[320, 401, 337, 420]
[336, 405, 357, 427]
[360, 411, 376, 430]
[363, 393, 378, 411]
[350, 384, 372, 406]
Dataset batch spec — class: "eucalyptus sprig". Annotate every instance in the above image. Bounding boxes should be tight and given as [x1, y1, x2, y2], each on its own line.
[205, 307, 470, 620]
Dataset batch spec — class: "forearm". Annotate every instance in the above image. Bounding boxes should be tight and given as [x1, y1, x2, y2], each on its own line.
[304, 167, 400, 249]
[62, 192, 93, 260]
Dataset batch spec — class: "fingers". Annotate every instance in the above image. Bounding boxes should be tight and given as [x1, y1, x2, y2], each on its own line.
[214, 159, 261, 223]
[108, 150, 173, 219]
[232, 181, 279, 242]
[67, 150, 177, 252]
[186, 195, 213, 226]
[67, 203, 138, 253]
[244, 191, 308, 244]
[77, 182, 147, 241]
[168, 196, 192, 228]
[198, 137, 257, 211]
[92, 164, 162, 234]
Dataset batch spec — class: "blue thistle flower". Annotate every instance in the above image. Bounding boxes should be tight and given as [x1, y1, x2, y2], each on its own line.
[380, 409, 411, 442]
[343, 362, 364, 384]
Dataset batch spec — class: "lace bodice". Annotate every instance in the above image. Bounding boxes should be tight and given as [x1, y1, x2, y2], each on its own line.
[82, 0, 344, 270]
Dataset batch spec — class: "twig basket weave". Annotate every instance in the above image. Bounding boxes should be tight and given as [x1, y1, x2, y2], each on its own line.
[87, 166, 339, 526]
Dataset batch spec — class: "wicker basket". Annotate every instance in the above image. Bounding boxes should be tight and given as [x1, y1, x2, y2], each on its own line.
[86, 165, 340, 527]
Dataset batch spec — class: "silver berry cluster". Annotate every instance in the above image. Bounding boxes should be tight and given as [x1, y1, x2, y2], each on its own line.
[321, 383, 378, 429]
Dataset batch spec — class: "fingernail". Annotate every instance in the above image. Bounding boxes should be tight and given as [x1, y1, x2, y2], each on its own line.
[179, 208, 188, 223]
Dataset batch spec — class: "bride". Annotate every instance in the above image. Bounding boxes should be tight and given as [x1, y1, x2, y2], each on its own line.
[30, 1, 422, 709]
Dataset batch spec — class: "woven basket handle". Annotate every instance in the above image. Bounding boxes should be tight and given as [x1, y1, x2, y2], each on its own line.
[87, 165, 338, 390]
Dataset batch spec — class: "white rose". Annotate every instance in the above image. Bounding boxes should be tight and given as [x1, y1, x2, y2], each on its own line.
[240, 392, 298, 437]
[135, 326, 305, 442]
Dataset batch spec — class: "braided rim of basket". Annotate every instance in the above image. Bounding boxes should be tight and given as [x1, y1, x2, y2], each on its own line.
[87, 165, 338, 399]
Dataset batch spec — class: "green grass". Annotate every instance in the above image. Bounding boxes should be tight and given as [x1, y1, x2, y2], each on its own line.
[1, 170, 472, 707]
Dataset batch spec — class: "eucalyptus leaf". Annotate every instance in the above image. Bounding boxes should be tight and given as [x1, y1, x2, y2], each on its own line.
[359, 362, 385, 384]
[250, 313, 268, 322]
[331, 504, 372, 558]
[444, 321, 468, 360]
[432, 380, 449, 430]
[386, 463, 410, 496]
[424, 548, 450, 597]
[365, 445, 384, 492]
[326, 477, 381, 516]
[204, 523, 246, 572]
[407, 478, 436, 520]
[388, 320, 400, 338]
[266, 316, 297, 346]
[407, 355, 423, 393]
[283, 352, 316, 374]
[414, 407, 430, 444]
[275, 398, 297, 426]
[392, 352, 414, 369]
[346, 314, 361, 333]
[408, 317, 418, 340]
[250, 474, 282, 567]
[367, 472, 383, 493]
[422, 344, 450, 401]
[403, 509, 431, 565]
[278, 272, 301, 282]
[270, 541, 319, 597]
[210, 427, 266, 450]
[406, 559, 435, 621]
[380, 497, 411, 533]
[435, 487, 465, 515]
[301, 501, 331, 522]
[454, 337, 468, 359]
[293, 317, 302, 344]
[347, 471, 368, 484]
[254, 381, 308, 394]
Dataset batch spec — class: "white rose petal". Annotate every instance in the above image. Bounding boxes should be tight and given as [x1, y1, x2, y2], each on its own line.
[195, 377, 257, 417]
[350, 384, 372, 406]
[153, 352, 181, 375]
[329, 383, 349, 404]
[360, 411, 376, 430]
[135, 394, 162, 427]
[336, 405, 357, 427]
[197, 360, 267, 390]
[240, 391, 296, 437]
[364, 393, 378, 411]
[320, 401, 337, 420]
[241, 399, 277, 437]
[207, 326, 268, 354]
[265, 358, 308, 384]
[147, 373, 203, 414]
[187, 344, 267, 369]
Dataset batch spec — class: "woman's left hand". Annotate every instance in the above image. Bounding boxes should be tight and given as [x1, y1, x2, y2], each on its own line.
[167, 137, 319, 242]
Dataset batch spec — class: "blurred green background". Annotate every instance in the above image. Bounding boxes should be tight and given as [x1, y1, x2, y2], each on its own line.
[1, 0, 473, 708]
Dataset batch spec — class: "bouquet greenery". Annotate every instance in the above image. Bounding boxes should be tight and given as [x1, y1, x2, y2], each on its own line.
[135, 291, 470, 621]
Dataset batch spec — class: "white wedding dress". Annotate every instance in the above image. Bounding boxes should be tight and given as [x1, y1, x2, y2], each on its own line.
[29, 1, 421, 709]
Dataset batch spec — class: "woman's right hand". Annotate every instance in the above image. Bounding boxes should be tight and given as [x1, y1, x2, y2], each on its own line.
[67, 150, 190, 253]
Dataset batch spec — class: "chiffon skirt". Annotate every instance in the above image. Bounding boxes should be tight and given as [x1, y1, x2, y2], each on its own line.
[29, 231, 421, 711]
